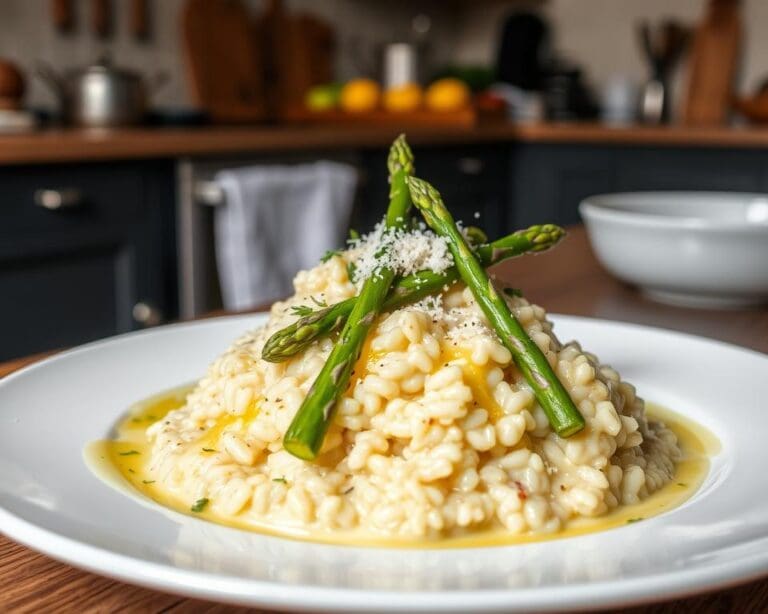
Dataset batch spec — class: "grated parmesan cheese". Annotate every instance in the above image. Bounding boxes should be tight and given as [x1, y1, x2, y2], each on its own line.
[409, 294, 493, 343]
[348, 221, 454, 285]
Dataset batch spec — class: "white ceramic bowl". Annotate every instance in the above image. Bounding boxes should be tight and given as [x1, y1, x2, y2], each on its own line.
[579, 192, 768, 308]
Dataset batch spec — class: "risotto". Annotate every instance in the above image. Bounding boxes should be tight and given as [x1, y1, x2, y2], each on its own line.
[135, 252, 684, 540]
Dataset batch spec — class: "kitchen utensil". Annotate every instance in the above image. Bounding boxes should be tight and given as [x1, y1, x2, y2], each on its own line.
[383, 43, 417, 89]
[0, 59, 25, 110]
[733, 79, 768, 123]
[488, 83, 544, 123]
[542, 63, 599, 121]
[496, 12, 550, 91]
[263, 0, 335, 117]
[637, 20, 689, 123]
[51, 0, 74, 33]
[580, 192, 768, 308]
[36, 55, 165, 127]
[130, 0, 150, 41]
[345, 15, 430, 92]
[182, 0, 266, 123]
[600, 76, 638, 125]
[91, 0, 112, 39]
[681, 0, 741, 125]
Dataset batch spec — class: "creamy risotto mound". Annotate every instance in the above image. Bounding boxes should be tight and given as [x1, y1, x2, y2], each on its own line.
[147, 254, 681, 539]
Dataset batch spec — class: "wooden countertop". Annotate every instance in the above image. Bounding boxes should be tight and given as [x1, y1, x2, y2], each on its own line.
[3, 122, 768, 165]
[1, 227, 767, 612]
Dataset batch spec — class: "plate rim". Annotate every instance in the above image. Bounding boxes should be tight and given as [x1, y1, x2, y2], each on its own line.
[2, 499, 767, 613]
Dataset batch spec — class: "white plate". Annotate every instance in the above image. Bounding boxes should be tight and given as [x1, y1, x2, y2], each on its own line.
[1, 314, 767, 612]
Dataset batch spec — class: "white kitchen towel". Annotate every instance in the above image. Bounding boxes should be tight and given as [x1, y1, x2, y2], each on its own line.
[214, 161, 357, 310]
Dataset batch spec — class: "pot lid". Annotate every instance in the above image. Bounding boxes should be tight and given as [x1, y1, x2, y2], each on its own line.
[71, 54, 141, 81]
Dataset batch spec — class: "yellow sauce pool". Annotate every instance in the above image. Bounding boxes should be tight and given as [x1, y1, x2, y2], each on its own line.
[86, 386, 720, 548]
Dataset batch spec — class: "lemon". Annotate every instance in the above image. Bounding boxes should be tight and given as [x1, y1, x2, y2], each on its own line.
[340, 79, 381, 113]
[383, 83, 423, 113]
[425, 78, 471, 112]
[305, 83, 342, 111]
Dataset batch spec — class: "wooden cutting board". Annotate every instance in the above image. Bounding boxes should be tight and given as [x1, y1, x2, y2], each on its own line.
[182, 0, 266, 123]
[262, 0, 335, 117]
[681, 0, 741, 125]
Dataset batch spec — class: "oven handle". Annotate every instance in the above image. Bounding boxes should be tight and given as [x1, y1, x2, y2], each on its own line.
[194, 180, 225, 206]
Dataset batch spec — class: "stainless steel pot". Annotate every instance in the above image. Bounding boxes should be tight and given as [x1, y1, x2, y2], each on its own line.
[36, 56, 165, 127]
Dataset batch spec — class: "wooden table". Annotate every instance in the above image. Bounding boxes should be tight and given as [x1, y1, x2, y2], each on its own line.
[1, 227, 766, 613]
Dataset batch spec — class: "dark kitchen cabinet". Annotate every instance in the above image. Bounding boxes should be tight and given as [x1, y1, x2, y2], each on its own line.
[355, 139, 768, 248]
[509, 143, 767, 227]
[5, 131, 768, 361]
[355, 144, 510, 239]
[0, 161, 176, 360]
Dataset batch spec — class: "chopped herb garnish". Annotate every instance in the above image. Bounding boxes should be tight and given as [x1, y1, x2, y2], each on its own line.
[290, 305, 314, 317]
[146, 414, 157, 421]
[627, 517, 643, 524]
[128, 468, 135, 474]
[272, 477, 287, 484]
[118, 450, 140, 456]
[191, 498, 209, 513]
[503, 287, 523, 298]
[347, 261, 357, 281]
[202, 447, 216, 453]
[291, 296, 329, 316]
[310, 295, 327, 308]
[348, 228, 360, 241]
[677, 482, 687, 487]
[320, 249, 341, 263]
[142, 480, 156, 485]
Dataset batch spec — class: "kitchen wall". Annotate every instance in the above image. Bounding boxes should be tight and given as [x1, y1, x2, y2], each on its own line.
[2, 0, 765, 114]
[453, 0, 768, 101]
[0, 0, 456, 111]
[0, 0, 183, 109]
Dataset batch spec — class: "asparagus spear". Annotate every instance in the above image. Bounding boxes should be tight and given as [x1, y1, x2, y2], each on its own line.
[407, 176, 585, 438]
[262, 225, 565, 362]
[282, 135, 414, 460]
[463, 225, 488, 246]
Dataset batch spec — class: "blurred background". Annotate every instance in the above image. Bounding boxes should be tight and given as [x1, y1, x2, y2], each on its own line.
[0, 0, 763, 359]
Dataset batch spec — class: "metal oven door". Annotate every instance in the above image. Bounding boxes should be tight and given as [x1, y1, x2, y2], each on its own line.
[176, 152, 362, 318]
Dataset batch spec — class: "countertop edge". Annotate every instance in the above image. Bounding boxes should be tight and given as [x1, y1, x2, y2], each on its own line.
[2, 122, 768, 165]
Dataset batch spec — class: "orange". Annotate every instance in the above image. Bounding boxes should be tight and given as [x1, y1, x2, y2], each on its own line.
[383, 83, 423, 113]
[425, 78, 471, 112]
[340, 79, 381, 113]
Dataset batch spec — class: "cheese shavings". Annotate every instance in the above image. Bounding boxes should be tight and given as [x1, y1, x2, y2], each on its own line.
[349, 221, 454, 285]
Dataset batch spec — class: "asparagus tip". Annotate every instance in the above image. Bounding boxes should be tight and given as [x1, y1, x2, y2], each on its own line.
[387, 134, 415, 177]
[406, 175, 442, 210]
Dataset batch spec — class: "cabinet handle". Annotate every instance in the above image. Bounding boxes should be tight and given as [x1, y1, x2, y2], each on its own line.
[457, 157, 484, 176]
[132, 301, 163, 327]
[34, 188, 84, 211]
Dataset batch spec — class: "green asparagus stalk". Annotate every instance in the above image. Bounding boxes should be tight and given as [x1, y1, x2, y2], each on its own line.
[407, 176, 585, 438]
[282, 135, 414, 460]
[463, 225, 488, 246]
[262, 224, 565, 362]
[385, 136, 414, 228]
